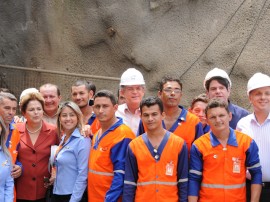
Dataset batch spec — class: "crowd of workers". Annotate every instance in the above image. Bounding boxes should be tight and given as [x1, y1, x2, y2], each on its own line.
[0, 67, 269, 202]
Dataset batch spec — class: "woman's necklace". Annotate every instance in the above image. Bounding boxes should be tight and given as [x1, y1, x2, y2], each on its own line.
[26, 124, 42, 134]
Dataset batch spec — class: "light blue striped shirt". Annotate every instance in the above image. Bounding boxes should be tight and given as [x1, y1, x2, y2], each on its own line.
[237, 112, 270, 181]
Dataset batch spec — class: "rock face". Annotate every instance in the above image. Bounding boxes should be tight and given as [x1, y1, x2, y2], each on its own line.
[1, 0, 270, 109]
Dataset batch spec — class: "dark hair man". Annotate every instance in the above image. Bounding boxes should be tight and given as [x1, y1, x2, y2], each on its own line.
[189, 98, 262, 202]
[123, 96, 188, 201]
[88, 90, 135, 201]
[204, 67, 249, 129]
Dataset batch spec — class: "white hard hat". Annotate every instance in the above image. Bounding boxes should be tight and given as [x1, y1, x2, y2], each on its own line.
[120, 68, 145, 86]
[204, 67, 232, 89]
[247, 72, 270, 95]
[20, 88, 39, 102]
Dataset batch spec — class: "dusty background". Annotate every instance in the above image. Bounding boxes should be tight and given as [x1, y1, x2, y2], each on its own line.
[1, 0, 270, 110]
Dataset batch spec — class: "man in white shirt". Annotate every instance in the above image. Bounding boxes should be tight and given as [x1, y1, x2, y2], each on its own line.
[116, 68, 145, 134]
[237, 72, 270, 202]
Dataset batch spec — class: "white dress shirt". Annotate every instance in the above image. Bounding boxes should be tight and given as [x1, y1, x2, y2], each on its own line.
[237, 112, 270, 182]
[115, 103, 141, 135]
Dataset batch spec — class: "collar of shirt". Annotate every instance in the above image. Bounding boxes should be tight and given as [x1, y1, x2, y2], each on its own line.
[210, 128, 238, 147]
[93, 118, 124, 149]
[177, 105, 187, 122]
[88, 112, 96, 125]
[43, 111, 58, 118]
[250, 112, 270, 125]
[60, 128, 81, 145]
[122, 103, 141, 115]
[161, 105, 187, 131]
[9, 121, 15, 131]
[142, 131, 170, 161]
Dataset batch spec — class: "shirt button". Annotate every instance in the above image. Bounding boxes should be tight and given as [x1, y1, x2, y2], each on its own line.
[32, 163, 36, 167]
[156, 175, 159, 178]
[32, 150, 36, 154]
[156, 189, 159, 192]
[32, 177, 36, 181]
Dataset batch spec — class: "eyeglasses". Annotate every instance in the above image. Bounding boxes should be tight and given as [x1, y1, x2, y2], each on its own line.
[163, 88, 182, 94]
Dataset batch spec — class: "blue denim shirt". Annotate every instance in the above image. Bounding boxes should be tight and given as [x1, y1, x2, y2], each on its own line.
[0, 147, 14, 202]
[53, 128, 91, 202]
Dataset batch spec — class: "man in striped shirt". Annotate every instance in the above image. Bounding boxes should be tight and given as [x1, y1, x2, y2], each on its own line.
[237, 72, 270, 202]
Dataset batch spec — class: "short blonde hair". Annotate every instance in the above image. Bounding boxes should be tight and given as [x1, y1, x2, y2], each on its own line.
[20, 92, 45, 114]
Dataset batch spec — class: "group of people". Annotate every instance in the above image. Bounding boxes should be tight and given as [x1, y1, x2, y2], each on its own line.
[0, 67, 269, 202]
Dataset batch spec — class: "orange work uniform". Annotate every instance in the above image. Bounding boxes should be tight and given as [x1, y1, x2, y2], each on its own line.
[123, 132, 188, 202]
[189, 129, 262, 202]
[88, 118, 135, 202]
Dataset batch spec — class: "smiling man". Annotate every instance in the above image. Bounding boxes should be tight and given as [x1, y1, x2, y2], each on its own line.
[116, 68, 145, 134]
[39, 83, 61, 125]
[189, 99, 262, 202]
[71, 80, 100, 135]
[237, 72, 270, 202]
[204, 67, 249, 129]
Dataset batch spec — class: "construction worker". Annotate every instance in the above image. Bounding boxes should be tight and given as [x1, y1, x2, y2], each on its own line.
[204, 67, 249, 129]
[189, 99, 262, 202]
[39, 83, 61, 125]
[123, 96, 188, 201]
[138, 76, 204, 152]
[237, 72, 270, 201]
[71, 80, 100, 135]
[189, 93, 210, 134]
[88, 90, 135, 201]
[116, 68, 145, 134]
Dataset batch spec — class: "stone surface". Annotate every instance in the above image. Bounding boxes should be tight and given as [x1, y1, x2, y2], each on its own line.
[1, 0, 270, 110]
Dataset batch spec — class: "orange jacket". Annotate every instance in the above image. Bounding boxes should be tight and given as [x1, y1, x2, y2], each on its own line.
[123, 132, 189, 202]
[88, 119, 135, 202]
[189, 129, 262, 202]
[87, 114, 100, 135]
[6, 124, 20, 165]
[6, 123, 21, 202]
[138, 106, 203, 152]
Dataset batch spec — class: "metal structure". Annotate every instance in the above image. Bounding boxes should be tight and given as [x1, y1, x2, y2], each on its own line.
[0, 64, 120, 102]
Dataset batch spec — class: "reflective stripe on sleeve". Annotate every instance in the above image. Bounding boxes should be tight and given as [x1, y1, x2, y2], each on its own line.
[124, 180, 137, 186]
[89, 168, 114, 176]
[114, 169, 125, 174]
[247, 163, 261, 169]
[137, 181, 178, 186]
[201, 182, 246, 189]
[189, 169, 202, 175]
[178, 178, 188, 183]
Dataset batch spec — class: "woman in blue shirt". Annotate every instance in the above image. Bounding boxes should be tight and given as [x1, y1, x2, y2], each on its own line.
[50, 101, 91, 202]
[0, 116, 14, 202]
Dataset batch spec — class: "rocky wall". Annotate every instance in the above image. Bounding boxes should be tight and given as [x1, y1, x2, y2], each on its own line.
[1, 0, 270, 109]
